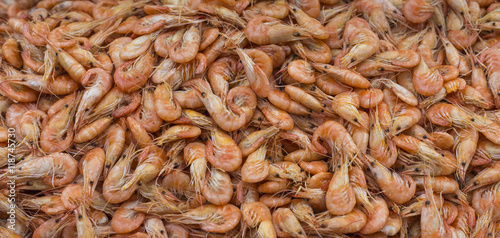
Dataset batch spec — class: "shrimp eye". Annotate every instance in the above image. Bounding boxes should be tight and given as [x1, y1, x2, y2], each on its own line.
[78, 215, 83, 219]
[161, 230, 165, 234]
[385, 30, 388, 34]
[385, 129, 389, 132]
[275, 173, 280, 177]
[322, 104, 326, 107]
[353, 118, 358, 122]
[161, 191, 166, 194]
[393, 10, 397, 13]
[370, 161, 375, 166]
[300, 168, 304, 172]
[293, 32, 301, 37]
[138, 182, 142, 186]
[346, 44, 350, 47]
[173, 163, 179, 168]
[410, 209, 415, 213]
[258, 117, 262, 121]
[65, 104, 69, 108]
[105, 164, 110, 168]
[292, 8, 296, 11]
[380, 68, 384, 71]
[493, 22, 496, 26]
[201, 92, 206, 97]
[22, 78, 26, 81]
[311, 86, 316, 90]
[454, 195, 458, 199]
[89, 180, 94, 184]
[55, 219, 60, 223]
[65, 16, 69, 20]
[473, 182, 478, 185]
[298, 231, 302, 235]
[423, 135, 427, 139]
[425, 200, 430, 205]
[233, 188, 236, 191]
[441, 154, 444, 157]
[55, 66, 60, 70]
[415, 168, 420, 172]
[351, 58, 355, 63]
[470, 118, 475, 121]
[498, 92, 500, 96]
[397, 126, 401, 130]
[324, 66, 328, 69]
[321, 224, 326, 228]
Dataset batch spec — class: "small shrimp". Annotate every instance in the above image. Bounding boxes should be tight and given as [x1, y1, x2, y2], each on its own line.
[314, 72, 351, 96]
[341, 18, 380, 68]
[198, 3, 246, 28]
[155, 125, 201, 145]
[317, 208, 367, 234]
[420, 180, 447, 238]
[236, 48, 272, 98]
[153, 83, 181, 122]
[412, 56, 444, 96]
[299, 161, 328, 174]
[331, 92, 368, 129]
[239, 127, 278, 157]
[369, 109, 397, 167]
[453, 127, 479, 181]
[21, 195, 67, 215]
[206, 128, 242, 172]
[326, 160, 356, 216]
[414, 176, 459, 194]
[108, 37, 132, 66]
[165, 223, 189, 238]
[40, 93, 77, 153]
[360, 197, 389, 235]
[402, 0, 434, 23]
[79, 147, 105, 198]
[2, 38, 22, 68]
[241, 146, 270, 183]
[32, 213, 72, 238]
[184, 142, 208, 193]
[102, 145, 139, 204]
[189, 80, 248, 132]
[272, 208, 306, 238]
[111, 197, 146, 234]
[114, 49, 155, 93]
[207, 57, 237, 98]
[165, 204, 241, 233]
[285, 85, 325, 113]
[441, 35, 471, 76]
[257, 99, 295, 130]
[15, 152, 78, 187]
[389, 103, 421, 137]
[202, 168, 233, 205]
[311, 63, 371, 88]
[311, 120, 363, 163]
[257, 44, 287, 68]
[287, 59, 315, 84]
[244, 16, 310, 45]
[53, 46, 87, 84]
[268, 89, 310, 116]
[74, 117, 112, 143]
[288, 3, 328, 39]
[120, 31, 158, 61]
[356, 88, 384, 109]
[364, 156, 416, 204]
[464, 161, 500, 192]
[167, 24, 201, 63]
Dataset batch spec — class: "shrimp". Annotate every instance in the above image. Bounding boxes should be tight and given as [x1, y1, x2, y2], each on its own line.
[21, 195, 67, 215]
[284, 85, 326, 113]
[15, 152, 78, 187]
[420, 179, 447, 238]
[272, 208, 306, 238]
[414, 176, 459, 194]
[32, 213, 72, 238]
[402, 0, 434, 23]
[464, 161, 500, 192]
[202, 168, 233, 205]
[167, 24, 201, 63]
[287, 59, 316, 84]
[244, 16, 310, 45]
[22, 21, 50, 47]
[480, 48, 500, 108]
[311, 63, 371, 88]
[189, 79, 247, 131]
[198, 3, 246, 28]
[111, 197, 146, 234]
[236, 48, 272, 98]
[184, 142, 208, 193]
[115, 49, 155, 92]
[331, 91, 368, 129]
[453, 127, 479, 181]
[441, 36, 471, 76]
[389, 103, 421, 137]
[341, 18, 380, 68]
[207, 57, 237, 98]
[267, 89, 310, 116]
[369, 109, 397, 167]
[2, 38, 23, 68]
[206, 128, 242, 172]
[53, 46, 87, 84]
[120, 32, 158, 61]
[356, 0, 393, 42]
[40, 93, 77, 153]
[239, 127, 278, 157]
[102, 145, 139, 204]
[257, 99, 295, 130]
[165, 204, 241, 233]
[153, 83, 181, 122]
[412, 56, 444, 96]
[288, 3, 328, 40]
[360, 197, 389, 235]
[326, 160, 356, 216]
[364, 156, 416, 204]
[317, 208, 368, 234]
[78, 147, 105, 199]
[311, 120, 363, 164]
[74, 117, 112, 143]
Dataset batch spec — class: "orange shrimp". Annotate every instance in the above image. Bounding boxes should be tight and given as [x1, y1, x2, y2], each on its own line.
[244, 16, 310, 45]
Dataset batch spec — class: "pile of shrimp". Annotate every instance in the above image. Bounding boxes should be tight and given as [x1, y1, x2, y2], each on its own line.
[2, 0, 500, 237]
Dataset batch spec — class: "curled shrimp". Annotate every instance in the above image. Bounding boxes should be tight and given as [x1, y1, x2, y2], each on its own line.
[15, 152, 78, 187]
[244, 16, 310, 45]
[326, 160, 356, 216]
[206, 128, 242, 172]
[317, 208, 368, 234]
[331, 91, 368, 129]
[111, 196, 146, 234]
[40, 93, 76, 153]
[236, 48, 272, 98]
[114, 49, 155, 93]
[202, 168, 233, 205]
[402, 0, 434, 23]
[167, 24, 201, 63]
